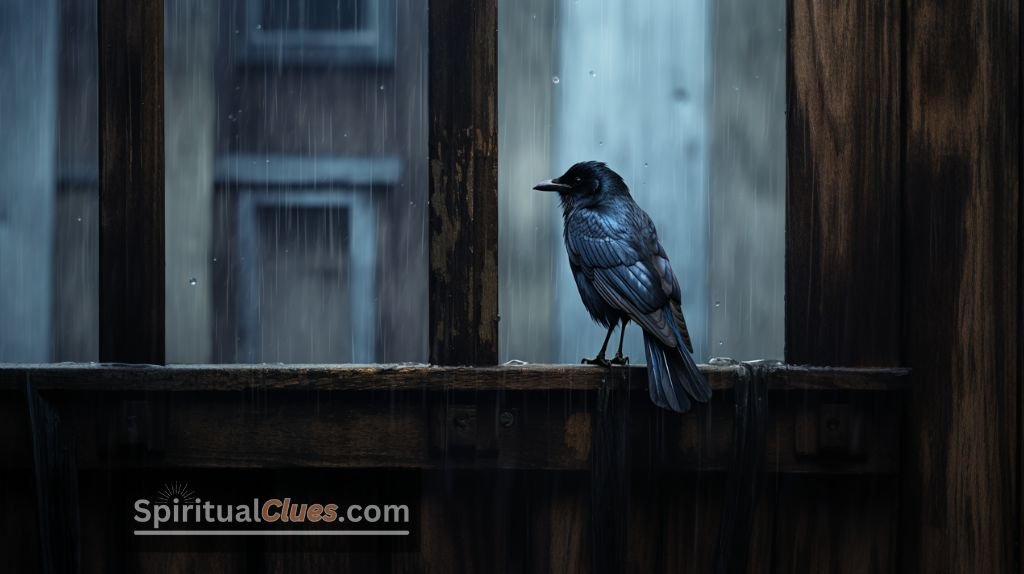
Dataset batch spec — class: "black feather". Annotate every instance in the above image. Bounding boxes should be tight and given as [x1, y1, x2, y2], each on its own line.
[542, 161, 710, 413]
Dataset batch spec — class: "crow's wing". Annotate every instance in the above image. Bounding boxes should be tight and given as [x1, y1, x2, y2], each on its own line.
[566, 205, 692, 351]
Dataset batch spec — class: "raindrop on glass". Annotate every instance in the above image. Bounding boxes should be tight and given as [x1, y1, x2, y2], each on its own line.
[552, 76, 560, 84]
[589, 70, 596, 78]
[256, 24, 263, 31]
[189, 278, 197, 286]
[76, 217, 82, 222]
[643, 162, 649, 168]
[379, 85, 385, 91]
[714, 301, 721, 308]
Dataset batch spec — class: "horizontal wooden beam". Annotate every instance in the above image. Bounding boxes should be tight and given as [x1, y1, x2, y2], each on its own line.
[0, 363, 908, 393]
[0, 364, 907, 474]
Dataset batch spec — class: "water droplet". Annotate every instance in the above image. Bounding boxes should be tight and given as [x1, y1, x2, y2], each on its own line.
[212, 257, 217, 262]
[379, 85, 385, 91]
[76, 217, 82, 222]
[343, 132, 349, 138]
[189, 278, 197, 286]
[256, 24, 263, 31]
[718, 340, 724, 346]
[598, 140, 604, 146]
[552, 76, 560, 84]
[589, 70, 596, 78]
[714, 301, 721, 308]
[643, 162, 649, 168]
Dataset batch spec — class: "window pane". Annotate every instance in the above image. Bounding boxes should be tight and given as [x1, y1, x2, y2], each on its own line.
[165, 0, 427, 363]
[499, 0, 784, 363]
[0, 0, 98, 362]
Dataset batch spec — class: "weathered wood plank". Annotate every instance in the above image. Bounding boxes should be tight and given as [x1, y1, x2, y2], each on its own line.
[0, 363, 909, 392]
[786, 0, 902, 366]
[25, 383, 80, 574]
[428, 0, 499, 366]
[902, 1, 1020, 572]
[0, 386, 904, 474]
[590, 381, 628, 574]
[770, 476, 899, 572]
[98, 0, 165, 364]
[784, 1, 905, 571]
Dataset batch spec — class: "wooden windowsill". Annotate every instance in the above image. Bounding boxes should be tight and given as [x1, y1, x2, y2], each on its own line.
[0, 363, 909, 475]
[0, 362, 908, 392]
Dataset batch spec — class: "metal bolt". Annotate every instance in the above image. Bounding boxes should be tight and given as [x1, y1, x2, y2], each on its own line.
[499, 411, 515, 428]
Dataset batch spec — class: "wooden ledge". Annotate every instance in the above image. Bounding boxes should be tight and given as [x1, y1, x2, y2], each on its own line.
[0, 362, 909, 393]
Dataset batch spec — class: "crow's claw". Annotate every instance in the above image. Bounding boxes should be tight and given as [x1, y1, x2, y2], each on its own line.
[581, 356, 611, 367]
[610, 353, 629, 366]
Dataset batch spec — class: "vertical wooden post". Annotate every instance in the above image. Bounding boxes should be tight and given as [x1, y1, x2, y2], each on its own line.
[786, 0, 902, 367]
[98, 0, 165, 364]
[428, 0, 499, 366]
[902, 1, 1020, 572]
[784, 0, 903, 570]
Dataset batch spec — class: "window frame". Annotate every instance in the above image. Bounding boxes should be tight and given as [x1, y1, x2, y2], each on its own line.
[238, 0, 396, 67]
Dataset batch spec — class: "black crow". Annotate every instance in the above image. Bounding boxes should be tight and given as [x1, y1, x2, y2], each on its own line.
[534, 161, 710, 413]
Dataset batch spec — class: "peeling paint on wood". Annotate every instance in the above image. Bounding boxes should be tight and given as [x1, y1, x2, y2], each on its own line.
[428, 0, 499, 366]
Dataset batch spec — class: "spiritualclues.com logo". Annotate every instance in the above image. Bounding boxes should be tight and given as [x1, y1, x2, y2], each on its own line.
[133, 482, 411, 536]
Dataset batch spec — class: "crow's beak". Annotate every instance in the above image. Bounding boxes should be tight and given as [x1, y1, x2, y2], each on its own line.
[533, 178, 571, 192]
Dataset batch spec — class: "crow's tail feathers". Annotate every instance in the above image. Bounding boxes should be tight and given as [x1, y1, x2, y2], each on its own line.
[643, 322, 711, 413]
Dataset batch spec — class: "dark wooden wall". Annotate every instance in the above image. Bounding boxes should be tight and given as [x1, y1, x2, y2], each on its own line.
[901, 1, 1020, 572]
[784, 0, 904, 570]
[787, 1, 1020, 573]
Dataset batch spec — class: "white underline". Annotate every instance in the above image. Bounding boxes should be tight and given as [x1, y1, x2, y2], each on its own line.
[134, 530, 410, 536]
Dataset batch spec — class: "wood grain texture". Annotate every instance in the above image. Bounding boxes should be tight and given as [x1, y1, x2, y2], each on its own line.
[786, 0, 902, 366]
[98, 0, 164, 364]
[428, 0, 499, 366]
[0, 363, 909, 392]
[590, 383, 628, 574]
[902, 1, 1020, 572]
[0, 385, 904, 474]
[25, 383, 80, 574]
[770, 476, 899, 572]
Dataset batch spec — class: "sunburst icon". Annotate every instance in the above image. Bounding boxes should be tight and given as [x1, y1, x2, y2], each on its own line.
[156, 482, 196, 505]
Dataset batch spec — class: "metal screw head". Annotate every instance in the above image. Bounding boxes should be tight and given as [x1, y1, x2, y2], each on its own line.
[499, 411, 515, 428]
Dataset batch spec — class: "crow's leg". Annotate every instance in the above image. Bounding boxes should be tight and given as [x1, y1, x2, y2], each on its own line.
[610, 320, 629, 365]
[582, 323, 616, 367]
